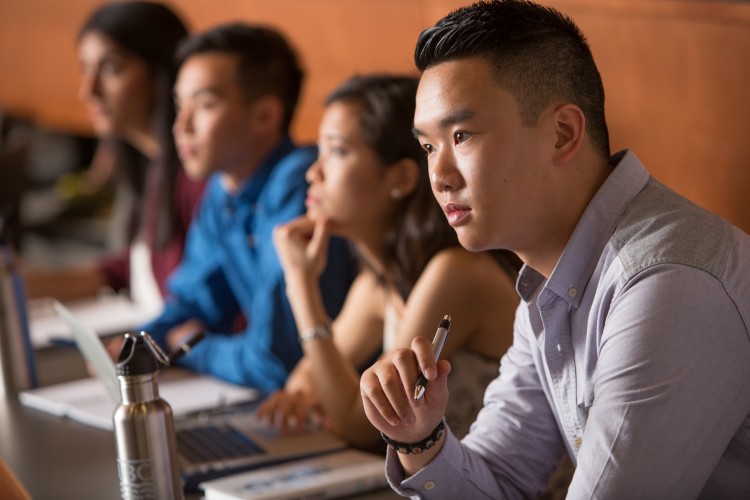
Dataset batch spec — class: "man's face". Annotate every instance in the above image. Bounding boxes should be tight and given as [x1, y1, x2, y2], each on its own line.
[414, 56, 554, 255]
[173, 53, 259, 181]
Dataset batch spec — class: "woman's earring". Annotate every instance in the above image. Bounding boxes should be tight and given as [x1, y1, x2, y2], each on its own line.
[390, 188, 401, 199]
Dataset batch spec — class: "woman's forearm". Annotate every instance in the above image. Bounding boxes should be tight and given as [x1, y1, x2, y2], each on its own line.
[304, 334, 380, 447]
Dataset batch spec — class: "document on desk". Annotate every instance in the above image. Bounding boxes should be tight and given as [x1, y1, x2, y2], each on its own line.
[27, 294, 160, 348]
[199, 449, 387, 500]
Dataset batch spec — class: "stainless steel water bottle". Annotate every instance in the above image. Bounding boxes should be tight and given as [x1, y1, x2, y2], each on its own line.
[113, 332, 183, 499]
[0, 220, 36, 398]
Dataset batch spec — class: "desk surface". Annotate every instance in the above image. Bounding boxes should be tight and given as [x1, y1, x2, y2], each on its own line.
[0, 347, 400, 500]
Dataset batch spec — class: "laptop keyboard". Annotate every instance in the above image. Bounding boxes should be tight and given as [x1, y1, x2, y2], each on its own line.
[176, 424, 265, 464]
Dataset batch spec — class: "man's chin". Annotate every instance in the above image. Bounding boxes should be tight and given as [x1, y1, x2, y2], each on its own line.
[182, 161, 210, 181]
[456, 232, 493, 253]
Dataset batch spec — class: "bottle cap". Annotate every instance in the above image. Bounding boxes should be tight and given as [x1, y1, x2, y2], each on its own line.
[116, 333, 158, 376]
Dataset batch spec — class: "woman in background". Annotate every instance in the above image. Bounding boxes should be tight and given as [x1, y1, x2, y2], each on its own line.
[258, 75, 520, 446]
[24, 1, 204, 306]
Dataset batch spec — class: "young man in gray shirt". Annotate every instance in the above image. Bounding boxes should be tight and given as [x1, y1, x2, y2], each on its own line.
[360, 1, 750, 498]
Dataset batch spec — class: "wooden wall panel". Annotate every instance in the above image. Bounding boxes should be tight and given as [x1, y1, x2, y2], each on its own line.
[0, 0, 748, 232]
[0, 0, 101, 133]
[555, 0, 750, 234]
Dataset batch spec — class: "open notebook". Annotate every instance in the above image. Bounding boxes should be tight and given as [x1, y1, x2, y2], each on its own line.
[20, 301, 348, 493]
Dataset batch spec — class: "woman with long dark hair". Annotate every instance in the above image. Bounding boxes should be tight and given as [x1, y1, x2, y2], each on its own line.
[26, 1, 205, 305]
[258, 74, 520, 446]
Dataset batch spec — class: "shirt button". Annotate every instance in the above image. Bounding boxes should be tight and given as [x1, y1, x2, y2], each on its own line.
[574, 437, 582, 448]
[424, 481, 436, 490]
[568, 288, 577, 297]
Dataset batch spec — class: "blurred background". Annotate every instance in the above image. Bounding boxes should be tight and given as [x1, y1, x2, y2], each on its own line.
[1, 0, 749, 268]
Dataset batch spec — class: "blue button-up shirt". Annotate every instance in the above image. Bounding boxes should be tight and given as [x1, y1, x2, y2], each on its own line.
[388, 150, 750, 499]
[144, 137, 356, 392]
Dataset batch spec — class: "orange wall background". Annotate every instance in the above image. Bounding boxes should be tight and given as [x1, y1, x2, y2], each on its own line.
[1, 0, 749, 232]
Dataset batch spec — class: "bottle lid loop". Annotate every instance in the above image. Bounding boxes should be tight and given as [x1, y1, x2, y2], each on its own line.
[140, 331, 171, 366]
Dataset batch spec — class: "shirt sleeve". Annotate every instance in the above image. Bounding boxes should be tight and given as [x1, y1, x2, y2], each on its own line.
[142, 179, 240, 345]
[387, 301, 568, 499]
[174, 274, 296, 392]
[172, 207, 357, 393]
[568, 263, 750, 499]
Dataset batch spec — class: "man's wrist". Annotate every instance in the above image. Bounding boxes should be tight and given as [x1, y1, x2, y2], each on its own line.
[396, 422, 448, 478]
[381, 419, 446, 454]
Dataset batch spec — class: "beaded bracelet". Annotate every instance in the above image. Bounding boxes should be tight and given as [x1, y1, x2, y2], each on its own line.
[380, 419, 446, 454]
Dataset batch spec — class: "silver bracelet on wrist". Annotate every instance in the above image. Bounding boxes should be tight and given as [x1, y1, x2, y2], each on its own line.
[299, 323, 333, 342]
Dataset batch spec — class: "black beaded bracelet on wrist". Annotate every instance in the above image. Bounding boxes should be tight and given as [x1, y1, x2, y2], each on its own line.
[380, 419, 446, 454]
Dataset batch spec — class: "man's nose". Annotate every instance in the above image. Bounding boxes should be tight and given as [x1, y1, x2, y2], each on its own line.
[173, 107, 193, 135]
[430, 150, 461, 193]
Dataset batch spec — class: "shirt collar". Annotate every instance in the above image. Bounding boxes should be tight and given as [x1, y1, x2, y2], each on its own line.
[519, 149, 650, 305]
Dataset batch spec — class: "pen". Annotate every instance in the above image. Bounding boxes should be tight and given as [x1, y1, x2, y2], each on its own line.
[413, 315, 451, 400]
[168, 331, 205, 364]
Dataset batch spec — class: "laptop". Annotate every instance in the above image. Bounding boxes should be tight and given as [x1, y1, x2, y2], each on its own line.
[20, 301, 348, 492]
[176, 411, 348, 492]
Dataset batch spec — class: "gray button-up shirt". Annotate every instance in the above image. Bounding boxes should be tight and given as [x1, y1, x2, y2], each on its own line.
[388, 150, 750, 499]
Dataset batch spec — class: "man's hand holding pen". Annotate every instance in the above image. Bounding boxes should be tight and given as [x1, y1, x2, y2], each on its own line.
[360, 316, 452, 474]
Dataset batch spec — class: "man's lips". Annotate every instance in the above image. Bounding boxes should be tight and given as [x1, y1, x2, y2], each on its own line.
[444, 203, 471, 226]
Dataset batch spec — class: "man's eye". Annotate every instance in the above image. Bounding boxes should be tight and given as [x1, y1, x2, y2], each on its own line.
[422, 143, 435, 155]
[454, 131, 470, 144]
[197, 99, 217, 110]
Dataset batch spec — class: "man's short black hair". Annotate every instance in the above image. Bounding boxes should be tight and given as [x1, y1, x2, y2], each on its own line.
[177, 22, 303, 133]
[415, 0, 610, 159]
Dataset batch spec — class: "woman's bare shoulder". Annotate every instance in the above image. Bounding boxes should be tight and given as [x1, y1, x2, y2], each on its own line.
[422, 247, 515, 290]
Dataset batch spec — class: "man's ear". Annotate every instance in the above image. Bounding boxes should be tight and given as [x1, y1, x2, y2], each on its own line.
[250, 95, 284, 133]
[386, 158, 420, 200]
[552, 103, 585, 166]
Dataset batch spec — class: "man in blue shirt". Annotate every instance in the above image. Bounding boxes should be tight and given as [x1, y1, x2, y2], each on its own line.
[146, 23, 355, 391]
[359, 1, 750, 498]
